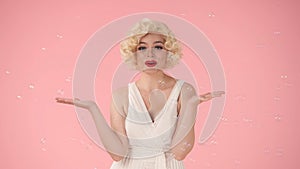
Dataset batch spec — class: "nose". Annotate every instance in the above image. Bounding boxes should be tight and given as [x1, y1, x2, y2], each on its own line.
[147, 48, 154, 57]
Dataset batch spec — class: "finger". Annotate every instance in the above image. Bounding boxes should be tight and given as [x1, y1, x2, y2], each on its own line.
[56, 100, 73, 104]
[211, 91, 225, 97]
[204, 93, 213, 99]
[56, 98, 72, 102]
[202, 92, 211, 96]
[73, 98, 80, 102]
[199, 96, 210, 101]
[56, 101, 74, 105]
[55, 97, 70, 100]
[214, 91, 225, 95]
[200, 93, 210, 98]
[55, 98, 74, 105]
[55, 97, 64, 101]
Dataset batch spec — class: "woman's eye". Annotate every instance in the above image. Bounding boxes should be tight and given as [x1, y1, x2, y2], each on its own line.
[154, 46, 163, 50]
[137, 46, 146, 51]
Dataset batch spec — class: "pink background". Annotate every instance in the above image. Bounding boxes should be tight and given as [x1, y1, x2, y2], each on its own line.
[1, 0, 299, 169]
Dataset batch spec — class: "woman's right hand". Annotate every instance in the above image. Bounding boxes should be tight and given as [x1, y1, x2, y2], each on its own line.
[55, 97, 98, 111]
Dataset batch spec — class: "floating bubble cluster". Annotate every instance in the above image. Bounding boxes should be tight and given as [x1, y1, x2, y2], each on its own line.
[208, 12, 216, 18]
[28, 84, 35, 89]
[56, 34, 63, 39]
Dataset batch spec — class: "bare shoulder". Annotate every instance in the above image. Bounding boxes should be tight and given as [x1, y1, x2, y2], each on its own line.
[112, 86, 129, 102]
[111, 86, 129, 115]
[180, 82, 198, 97]
[178, 82, 199, 116]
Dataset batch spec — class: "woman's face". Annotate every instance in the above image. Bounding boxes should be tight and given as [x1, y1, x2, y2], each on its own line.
[135, 33, 168, 71]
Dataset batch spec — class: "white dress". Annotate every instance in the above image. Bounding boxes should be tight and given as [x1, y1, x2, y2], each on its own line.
[110, 80, 185, 169]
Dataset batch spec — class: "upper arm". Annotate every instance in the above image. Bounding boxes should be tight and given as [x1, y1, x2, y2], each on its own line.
[109, 87, 129, 161]
[110, 87, 128, 136]
[170, 82, 199, 160]
[178, 83, 199, 117]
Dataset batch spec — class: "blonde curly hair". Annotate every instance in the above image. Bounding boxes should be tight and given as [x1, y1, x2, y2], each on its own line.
[120, 18, 182, 69]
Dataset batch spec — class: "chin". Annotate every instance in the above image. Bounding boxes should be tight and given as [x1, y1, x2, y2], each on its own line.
[142, 68, 162, 73]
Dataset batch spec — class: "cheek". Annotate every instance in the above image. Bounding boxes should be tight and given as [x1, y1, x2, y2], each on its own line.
[157, 55, 168, 65]
[135, 55, 148, 70]
[136, 55, 145, 65]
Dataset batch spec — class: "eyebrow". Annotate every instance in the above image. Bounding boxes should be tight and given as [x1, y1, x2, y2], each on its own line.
[138, 41, 164, 45]
[154, 41, 164, 44]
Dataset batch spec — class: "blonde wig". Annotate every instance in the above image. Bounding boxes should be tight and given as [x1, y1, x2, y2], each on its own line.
[120, 18, 182, 69]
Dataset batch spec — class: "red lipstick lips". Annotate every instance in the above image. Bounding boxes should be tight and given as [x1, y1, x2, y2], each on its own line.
[145, 60, 157, 67]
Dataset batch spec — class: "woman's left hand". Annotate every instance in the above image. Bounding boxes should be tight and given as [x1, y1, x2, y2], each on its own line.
[199, 91, 225, 103]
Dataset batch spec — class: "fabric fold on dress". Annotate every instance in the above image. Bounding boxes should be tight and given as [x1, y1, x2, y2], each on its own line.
[110, 80, 185, 169]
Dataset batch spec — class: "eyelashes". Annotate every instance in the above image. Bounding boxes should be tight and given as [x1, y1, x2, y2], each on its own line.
[137, 45, 164, 51]
[154, 46, 163, 50]
[137, 46, 147, 51]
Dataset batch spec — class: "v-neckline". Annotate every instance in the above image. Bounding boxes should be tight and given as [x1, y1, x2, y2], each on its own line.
[133, 80, 179, 124]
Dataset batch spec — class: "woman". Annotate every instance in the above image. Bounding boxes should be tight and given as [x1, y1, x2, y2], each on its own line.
[56, 18, 224, 169]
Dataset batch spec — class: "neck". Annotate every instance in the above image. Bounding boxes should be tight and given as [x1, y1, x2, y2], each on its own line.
[137, 69, 167, 91]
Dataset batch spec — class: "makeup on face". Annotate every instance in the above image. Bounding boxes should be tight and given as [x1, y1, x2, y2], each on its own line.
[135, 34, 169, 71]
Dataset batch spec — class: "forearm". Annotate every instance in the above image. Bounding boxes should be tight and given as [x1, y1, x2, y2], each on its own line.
[171, 96, 198, 145]
[169, 127, 195, 161]
[88, 106, 128, 159]
[168, 95, 199, 160]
